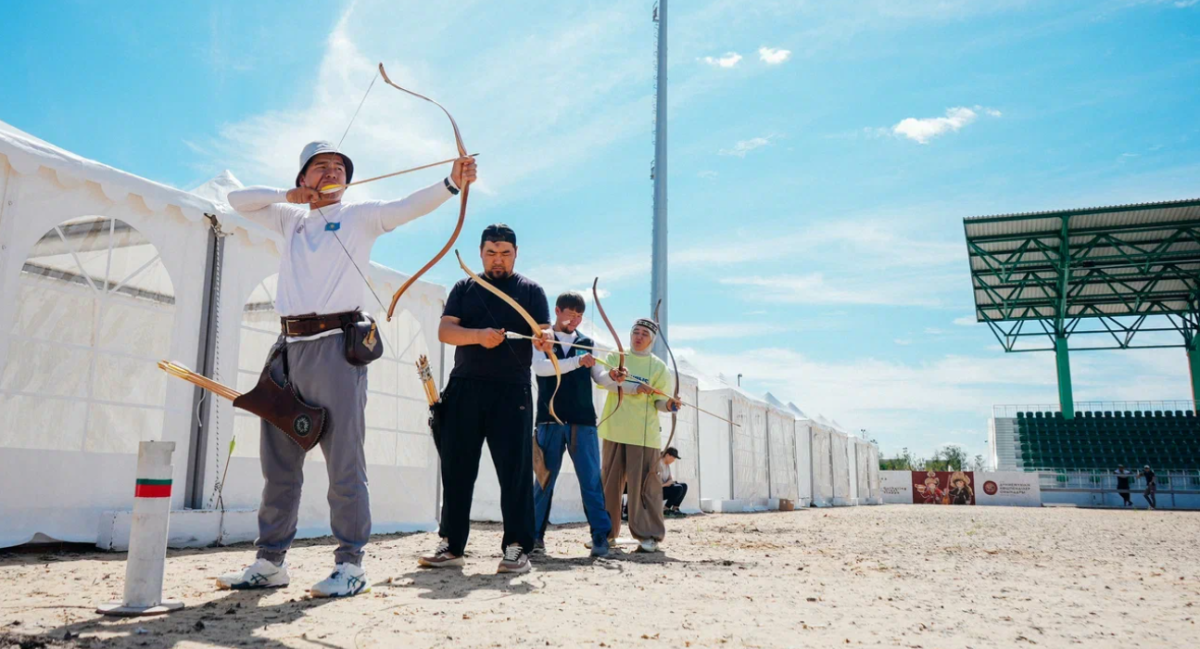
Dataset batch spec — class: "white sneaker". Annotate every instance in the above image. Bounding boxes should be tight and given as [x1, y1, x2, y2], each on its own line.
[215, 558, 290, 590]
[310, 563, 369, 598]
[636, 538, 659, 553]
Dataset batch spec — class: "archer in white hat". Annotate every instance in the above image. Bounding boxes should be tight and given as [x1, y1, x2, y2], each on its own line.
[215, 142, 475, 597]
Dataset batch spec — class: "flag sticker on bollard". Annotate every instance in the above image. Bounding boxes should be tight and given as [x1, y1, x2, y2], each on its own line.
[134, 479, 172, 498]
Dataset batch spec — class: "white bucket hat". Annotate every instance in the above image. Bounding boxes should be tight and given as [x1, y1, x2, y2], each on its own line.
[296, 141, 354, 187]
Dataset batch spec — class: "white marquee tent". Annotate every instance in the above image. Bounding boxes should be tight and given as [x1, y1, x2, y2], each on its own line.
[0, 121, 445, 548]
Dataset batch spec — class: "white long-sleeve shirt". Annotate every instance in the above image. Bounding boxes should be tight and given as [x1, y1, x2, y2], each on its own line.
[227, 180, 456, 325]
[532, 330, 619, 388]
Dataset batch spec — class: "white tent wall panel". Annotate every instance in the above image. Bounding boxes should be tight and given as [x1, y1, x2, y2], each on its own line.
[660, 373, 701, 513]
[830, 431, 855, 506]
[867, 444, 882, 504]
[766, 407, 799, 501]
[0, 161, 208, 546]
[697, 388, 732, 501]
[810, 428, 834, 507]
[855, 439, 871, 503]
[731, 391, 770, 500]
[794, 421, 813, 506]
[847, 439, 860, 503]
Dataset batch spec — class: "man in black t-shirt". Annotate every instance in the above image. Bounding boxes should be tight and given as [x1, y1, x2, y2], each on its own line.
[418, 224, 553, 575]
[1113, 464, 1133, 507]
[1138, 465, 1157, 510]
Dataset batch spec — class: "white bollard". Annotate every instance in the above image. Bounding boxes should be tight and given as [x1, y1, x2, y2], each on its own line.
[97, 441, 184, 616]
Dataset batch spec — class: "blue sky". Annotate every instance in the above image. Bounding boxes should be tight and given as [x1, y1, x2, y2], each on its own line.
[6, 0, 1200, 461]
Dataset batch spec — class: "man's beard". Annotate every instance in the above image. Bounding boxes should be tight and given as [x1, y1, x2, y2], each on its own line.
[485, 268, 512, 280]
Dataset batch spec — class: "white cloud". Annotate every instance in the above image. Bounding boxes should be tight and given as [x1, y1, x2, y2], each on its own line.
[925, 328, 946, 335]
[953, 315, 979, 326]
[701, 52, 743, 68]
[190, 2, 664, 207]
[1174, 0, 1199, 7]
[892, 106, 979, 144]
[894, 338, 912, 346]
[697, 170, 719, 179]
[758, 46, 792, 65]
[719, 136, 773, 157]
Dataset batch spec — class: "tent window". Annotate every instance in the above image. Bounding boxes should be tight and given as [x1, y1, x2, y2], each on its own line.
[0, 217, 174, 453]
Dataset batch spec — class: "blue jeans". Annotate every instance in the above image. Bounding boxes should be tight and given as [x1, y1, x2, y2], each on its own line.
[533, 423, 612, 544]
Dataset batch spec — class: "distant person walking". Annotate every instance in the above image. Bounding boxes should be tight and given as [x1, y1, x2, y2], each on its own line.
[1137, 465, 1158, 510]
[1112, 464, 1133, 507]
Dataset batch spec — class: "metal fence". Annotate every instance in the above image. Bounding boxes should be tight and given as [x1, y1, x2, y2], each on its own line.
[993, 401, 1196, 419]
[1038, 470, 1200, 509]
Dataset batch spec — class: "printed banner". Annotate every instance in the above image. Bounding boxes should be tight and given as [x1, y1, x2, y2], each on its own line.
[975, 471, 1041, 507]
[880, 470, 1041, 507]
[880, 471, 912, 504]
[912, 470, 976, 505]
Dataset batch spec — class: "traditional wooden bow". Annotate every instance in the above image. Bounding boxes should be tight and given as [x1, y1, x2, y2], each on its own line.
[593, 278, 625, 428]
[377, 62, 471, 322]
[654, 299, 682, 451]
[454, 250, 562, 424]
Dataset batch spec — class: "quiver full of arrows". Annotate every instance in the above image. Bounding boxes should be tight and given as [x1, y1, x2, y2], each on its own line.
[159, 359, 327, 452]
[415, 355, 443, 453]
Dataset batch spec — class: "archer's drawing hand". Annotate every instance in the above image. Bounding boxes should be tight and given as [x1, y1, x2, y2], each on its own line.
[635, 383, 655, 396]
[608, 367, 628, 383]
[532, 330, 555, 353]
[578, 354, 596, 368]
[286, 187, 321, 205]
[451, 156, 477, 188]
[478, 328, 505, 349]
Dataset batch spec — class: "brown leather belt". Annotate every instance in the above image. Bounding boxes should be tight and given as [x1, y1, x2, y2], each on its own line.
[281, 311, 358, 337]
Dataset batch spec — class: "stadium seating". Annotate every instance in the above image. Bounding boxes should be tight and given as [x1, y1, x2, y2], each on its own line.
[1016, 410, 1200, 471]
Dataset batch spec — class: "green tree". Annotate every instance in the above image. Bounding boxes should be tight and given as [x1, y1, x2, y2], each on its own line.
[935, 444, 968, 471]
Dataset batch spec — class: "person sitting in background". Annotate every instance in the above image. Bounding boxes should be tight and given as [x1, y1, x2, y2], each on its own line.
[660, 447, 687, 518]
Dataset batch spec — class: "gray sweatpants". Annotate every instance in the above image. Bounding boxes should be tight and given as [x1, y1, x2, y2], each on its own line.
[255, 334, 371, 566]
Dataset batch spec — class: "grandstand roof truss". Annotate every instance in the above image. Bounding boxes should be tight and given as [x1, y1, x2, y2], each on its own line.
[964, 199, 1200, 353]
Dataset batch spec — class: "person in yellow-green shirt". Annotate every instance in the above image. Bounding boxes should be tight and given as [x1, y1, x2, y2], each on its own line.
[598, 318, 680, 553]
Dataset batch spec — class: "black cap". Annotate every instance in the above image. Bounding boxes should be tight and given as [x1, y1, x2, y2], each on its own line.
[664, 447, 680, 459]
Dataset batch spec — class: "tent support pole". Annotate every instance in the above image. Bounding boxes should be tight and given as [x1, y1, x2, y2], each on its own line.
[185, 218, 222, 509]
[728, 400, 735, 500]
[765, 413, 773, 500]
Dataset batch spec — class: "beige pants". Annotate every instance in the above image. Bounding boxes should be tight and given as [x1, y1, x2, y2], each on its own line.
[602, 440, 665, 542]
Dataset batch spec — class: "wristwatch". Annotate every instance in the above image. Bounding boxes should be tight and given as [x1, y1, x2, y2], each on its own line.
[444, 177, 460, 195]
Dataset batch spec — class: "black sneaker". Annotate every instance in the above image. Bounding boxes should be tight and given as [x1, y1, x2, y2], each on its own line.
[532, 539, 545, 555]
[497, 544, 531, 574]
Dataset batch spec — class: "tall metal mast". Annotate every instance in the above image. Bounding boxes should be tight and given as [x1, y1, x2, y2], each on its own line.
[651, 0, 669, 357]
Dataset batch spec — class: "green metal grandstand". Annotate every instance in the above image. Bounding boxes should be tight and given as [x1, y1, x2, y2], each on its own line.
[964, 198, 1200, 419]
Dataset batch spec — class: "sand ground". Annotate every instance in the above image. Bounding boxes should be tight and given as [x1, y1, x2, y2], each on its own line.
[1, 506, 1198, 648]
